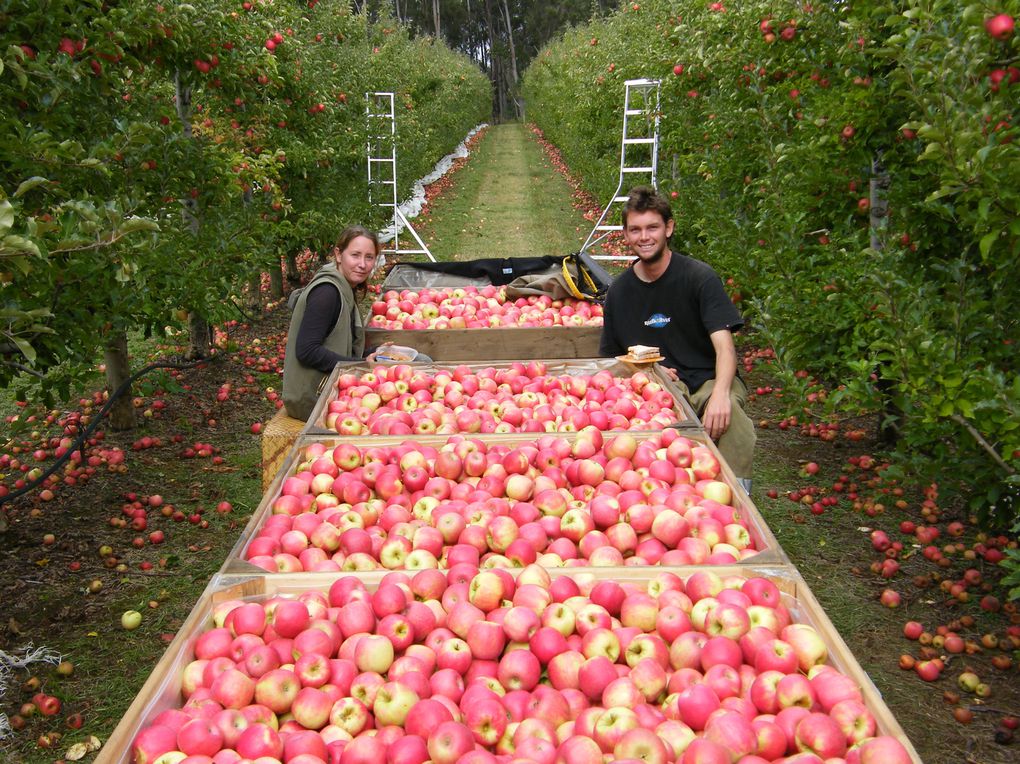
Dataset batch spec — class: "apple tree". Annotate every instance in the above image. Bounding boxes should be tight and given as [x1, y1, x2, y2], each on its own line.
[523, 0, 1019, 518]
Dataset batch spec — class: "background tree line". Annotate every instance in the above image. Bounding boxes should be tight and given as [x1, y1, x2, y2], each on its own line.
[357, 0, 621, 120]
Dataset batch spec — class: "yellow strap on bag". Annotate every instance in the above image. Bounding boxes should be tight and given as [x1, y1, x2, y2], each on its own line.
[561, 255, 599, 300]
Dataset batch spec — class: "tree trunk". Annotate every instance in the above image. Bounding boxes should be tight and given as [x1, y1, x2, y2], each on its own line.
[103, 331, 136, 431]
[501, 0, 521, 119]
[286, 251, 300, 284]
[432, 0, 441, 37]
[246, 274, 262, 315]
[501, 0, 518, 85]
[188, 313, 212, 360]
[869, 150, 900, 444]
[869, 150, 890, 251]
[269, 260, 284, 299]
[483, 0, 500, 120]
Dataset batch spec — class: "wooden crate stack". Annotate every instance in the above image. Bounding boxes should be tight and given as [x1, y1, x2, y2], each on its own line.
[98, 294, 922, 763]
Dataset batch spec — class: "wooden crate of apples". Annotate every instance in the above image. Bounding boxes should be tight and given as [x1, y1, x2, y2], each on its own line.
[303, 359, 699, 438]
[225, 430, 784, 575]
[103, 566, 920, 763]
[362, 287, 603, 362]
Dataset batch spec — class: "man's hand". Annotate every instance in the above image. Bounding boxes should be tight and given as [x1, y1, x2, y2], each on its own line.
[660, 365, 679, 382]
[365, 342, 393, 363]
[702, 388, 732, 440]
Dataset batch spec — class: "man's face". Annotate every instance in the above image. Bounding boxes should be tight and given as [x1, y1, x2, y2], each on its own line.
[623, 209, 674, 265]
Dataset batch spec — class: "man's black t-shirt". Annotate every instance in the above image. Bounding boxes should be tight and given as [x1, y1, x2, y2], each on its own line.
[599, 252, 743, 392]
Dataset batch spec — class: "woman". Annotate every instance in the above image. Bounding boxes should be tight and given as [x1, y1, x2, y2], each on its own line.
[283, 226, 386, 420]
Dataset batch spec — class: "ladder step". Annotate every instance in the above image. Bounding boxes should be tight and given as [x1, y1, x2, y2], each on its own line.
[368, 158, 394, 163]
[623, 138, 655, 145]
[624, 109, 644, 116]
[596, 225, 623, 231]
[613, 196, 630, 203]
[621, 167, 654, 173]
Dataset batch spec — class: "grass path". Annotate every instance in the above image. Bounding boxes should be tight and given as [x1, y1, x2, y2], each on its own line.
[416, 123, 590, 260]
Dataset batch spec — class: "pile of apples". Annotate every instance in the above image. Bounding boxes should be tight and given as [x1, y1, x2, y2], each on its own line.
[243, 430, 764, 573]
[130, 566, 913, 763]
[321, 362, 681, 436]
[367, 286, 603, 331]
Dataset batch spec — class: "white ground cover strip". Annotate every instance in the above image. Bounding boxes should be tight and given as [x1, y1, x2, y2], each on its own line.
[378, 123, 488, 244]
[0, 644, 63, 740]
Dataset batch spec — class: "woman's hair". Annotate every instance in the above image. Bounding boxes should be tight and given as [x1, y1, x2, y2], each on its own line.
[334, 225, 381, 296]
[336, 225, 381, 258]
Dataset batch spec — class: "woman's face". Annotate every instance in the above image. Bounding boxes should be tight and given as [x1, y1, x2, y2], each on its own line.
[336, 236, 379, 286]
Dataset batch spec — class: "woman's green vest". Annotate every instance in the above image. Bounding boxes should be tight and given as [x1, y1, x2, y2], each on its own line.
[282, 264, 365, 420]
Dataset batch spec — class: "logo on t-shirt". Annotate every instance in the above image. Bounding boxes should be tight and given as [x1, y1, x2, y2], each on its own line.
[644, 313, 671, 328]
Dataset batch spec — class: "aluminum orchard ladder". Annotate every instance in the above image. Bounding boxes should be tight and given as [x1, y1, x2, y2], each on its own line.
[365, 91, 435, 261]
[581, 78, 661, 260]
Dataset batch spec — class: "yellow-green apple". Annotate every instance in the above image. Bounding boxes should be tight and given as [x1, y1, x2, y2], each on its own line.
[354, 634, 394, 673]
[592, 706, 640, 752]
[373, 680, 419, 726]
[428, 720, 475, 764]
[829, 698, 877, 745]
[781, 624, 829, 672]
[328, 696, 370, 735]
[655, 719, 696, 760]
[254, 669, 300, 714]
[777, 673, 816, 709]
[581, 627, 620, 661]
[614, 728, 670, 764]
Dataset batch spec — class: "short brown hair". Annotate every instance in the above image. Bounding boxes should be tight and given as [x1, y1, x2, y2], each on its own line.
[622, 186, 673, 229]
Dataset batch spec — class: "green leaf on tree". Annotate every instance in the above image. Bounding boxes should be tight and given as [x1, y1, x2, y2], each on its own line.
[14, 177, 50, 198]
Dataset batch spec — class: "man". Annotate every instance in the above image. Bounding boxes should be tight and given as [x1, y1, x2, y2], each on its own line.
[599, 186, 755, 492]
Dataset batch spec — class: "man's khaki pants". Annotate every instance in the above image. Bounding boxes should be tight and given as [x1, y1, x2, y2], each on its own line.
[674, 377, 756, 480]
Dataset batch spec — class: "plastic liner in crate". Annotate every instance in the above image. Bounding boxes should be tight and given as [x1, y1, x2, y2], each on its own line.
[381, 257, 563, 290]
[222, 430, 785, 575]
[302, 357, 701, 437]
[99, 565, 921, 764]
